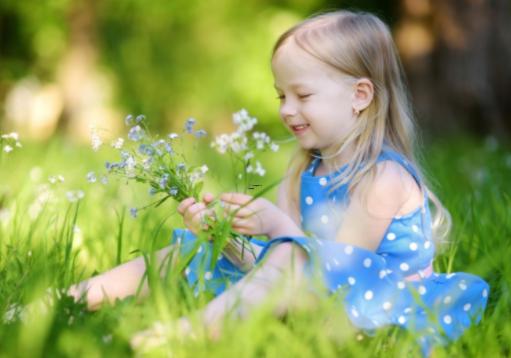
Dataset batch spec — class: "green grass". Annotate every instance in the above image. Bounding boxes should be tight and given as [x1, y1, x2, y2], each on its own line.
[0, 135, 509, 357]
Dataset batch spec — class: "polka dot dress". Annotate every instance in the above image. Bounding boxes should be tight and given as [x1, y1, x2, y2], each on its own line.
[256, 148, 489, 355]
[170, 148, 489, 355]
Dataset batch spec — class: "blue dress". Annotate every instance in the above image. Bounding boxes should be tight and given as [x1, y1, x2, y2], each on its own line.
[170, 148, 489, 355]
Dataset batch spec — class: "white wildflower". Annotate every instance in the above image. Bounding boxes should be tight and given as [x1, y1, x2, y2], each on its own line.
[233, 109, 257, 132]
[125, 156, 136, 177]
[243, 152, 254, 161]
[111, 138, 124, 149]
[211, 134, 229, 154]
[73, 225, 83, 246]
[168, 133, 179, 140]
[86, 171, 97, 183]
[48, 175, 63, 185]
[1, 132, 19, 141]
[230, 132, 248, 153]
[3, 145, 13, 153]
[270, 143, 279, 152]
[254, 161, 266, 176]
[142, 157, 153, 170]
[200, 165, 209, 174]
[90, 127, 103, 151]
[66, 190, 84, 202]
[189, 172, 200, 183]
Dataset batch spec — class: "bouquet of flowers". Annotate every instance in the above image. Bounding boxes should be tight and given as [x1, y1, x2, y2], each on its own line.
[90, 109, 280, 272]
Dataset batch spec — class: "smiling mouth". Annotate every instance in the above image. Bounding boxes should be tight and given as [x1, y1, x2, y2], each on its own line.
[290, 124, 310, 134]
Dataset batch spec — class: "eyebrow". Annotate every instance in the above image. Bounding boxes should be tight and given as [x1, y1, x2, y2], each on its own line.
[273, 83, 311, 91]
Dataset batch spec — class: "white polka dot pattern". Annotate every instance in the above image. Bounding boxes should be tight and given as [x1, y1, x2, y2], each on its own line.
[386, 232, 396, 240]
[400, 263, 410, 272]
[267, 149, 491, 350]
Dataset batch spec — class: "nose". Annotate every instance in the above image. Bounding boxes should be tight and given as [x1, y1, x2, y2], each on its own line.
[279, 99, 297, 120]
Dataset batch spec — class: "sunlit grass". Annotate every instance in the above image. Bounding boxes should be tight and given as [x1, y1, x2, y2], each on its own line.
[0, 135, 509, 356]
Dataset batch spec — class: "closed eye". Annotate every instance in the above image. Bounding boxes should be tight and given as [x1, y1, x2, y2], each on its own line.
[298, 94, 312, 99]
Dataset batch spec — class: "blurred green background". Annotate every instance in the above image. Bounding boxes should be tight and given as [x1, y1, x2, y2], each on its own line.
[1, 0, 510, 142]
[1, 1, 511, 356]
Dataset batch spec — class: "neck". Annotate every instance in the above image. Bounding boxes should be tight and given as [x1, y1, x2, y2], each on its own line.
[317, 143, 356, 173]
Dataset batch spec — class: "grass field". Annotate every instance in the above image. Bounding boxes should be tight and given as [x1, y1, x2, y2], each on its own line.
[0, 135, 509, 357]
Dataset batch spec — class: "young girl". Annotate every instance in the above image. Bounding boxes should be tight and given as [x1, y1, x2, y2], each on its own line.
[69, 10, 489, 355]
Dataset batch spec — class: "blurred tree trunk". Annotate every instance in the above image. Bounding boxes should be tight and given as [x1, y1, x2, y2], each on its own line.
[56, 0, 120, 140]
[395, 0, 511, 137]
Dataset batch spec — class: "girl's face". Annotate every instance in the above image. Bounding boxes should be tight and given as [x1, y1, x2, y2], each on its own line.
[271, 39, 357, 157]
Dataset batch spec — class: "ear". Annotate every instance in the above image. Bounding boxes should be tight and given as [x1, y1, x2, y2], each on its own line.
[352, 78, 374, 113]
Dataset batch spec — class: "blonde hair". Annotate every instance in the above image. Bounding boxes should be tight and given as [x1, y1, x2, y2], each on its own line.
[273, 10, 451, 243]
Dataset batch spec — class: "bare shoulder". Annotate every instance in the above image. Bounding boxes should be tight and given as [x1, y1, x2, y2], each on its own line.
[353, 160, 423, 219]
[335, 160, 423, 250]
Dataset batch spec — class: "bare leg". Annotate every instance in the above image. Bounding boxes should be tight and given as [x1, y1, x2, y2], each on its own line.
[68, 246, 173, 310]
[201, 242, 308, 333]
[131, 242, 309, 349]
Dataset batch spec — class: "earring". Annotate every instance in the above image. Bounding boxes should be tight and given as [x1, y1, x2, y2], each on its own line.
[353, 108, 360, 116]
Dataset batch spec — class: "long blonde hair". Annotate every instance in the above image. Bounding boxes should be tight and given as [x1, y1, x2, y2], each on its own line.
[273, 10, 451, 243]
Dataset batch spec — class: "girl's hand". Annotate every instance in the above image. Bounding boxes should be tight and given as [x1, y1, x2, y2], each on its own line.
[220, 193, 287, 238]
[177, 193, 215, 236]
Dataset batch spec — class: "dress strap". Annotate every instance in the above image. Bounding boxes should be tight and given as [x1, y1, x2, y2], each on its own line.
[377, 148, 424, 192]
[305, 156, 321, 175]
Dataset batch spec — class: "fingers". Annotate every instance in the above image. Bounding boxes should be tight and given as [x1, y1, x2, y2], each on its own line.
[224, 204, 257, 218]
[202, 192, 215, 204]
[177, 197, 196, 215]
[220, 192, 252, 206]
[184, 202, 207, 222]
